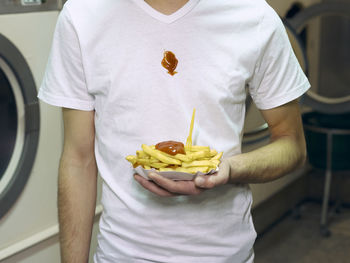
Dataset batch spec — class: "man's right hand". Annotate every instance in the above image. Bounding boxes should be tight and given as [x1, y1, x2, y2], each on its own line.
[58, 108, 97, 263]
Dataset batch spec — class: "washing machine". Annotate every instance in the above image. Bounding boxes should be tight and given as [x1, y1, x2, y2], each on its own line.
[0, 0, 64, 260]
[287, 0, 350, 113]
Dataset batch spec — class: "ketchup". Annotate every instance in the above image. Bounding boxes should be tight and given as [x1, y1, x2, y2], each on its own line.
[155, 141, 185, 155]
[161, 51, 178, 76]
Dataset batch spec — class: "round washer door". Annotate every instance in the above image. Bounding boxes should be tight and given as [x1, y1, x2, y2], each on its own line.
[288, 2, 350, 113]
[242, 19, 308, 146]
[0, 34, 39, 219]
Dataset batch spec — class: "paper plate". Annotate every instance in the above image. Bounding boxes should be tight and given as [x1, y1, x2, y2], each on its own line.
[134, 166, 218, 181]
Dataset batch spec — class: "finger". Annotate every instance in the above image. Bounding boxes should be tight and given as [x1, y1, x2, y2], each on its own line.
[134, 174, 176, 197]
[194, 161, 230, 188]
[148, 172, 203, 195]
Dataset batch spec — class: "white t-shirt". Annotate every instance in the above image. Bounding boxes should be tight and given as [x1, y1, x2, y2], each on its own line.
[38, 0, 310, 262]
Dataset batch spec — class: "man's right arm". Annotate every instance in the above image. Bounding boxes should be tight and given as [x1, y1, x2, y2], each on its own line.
[58, 108, 97, 263]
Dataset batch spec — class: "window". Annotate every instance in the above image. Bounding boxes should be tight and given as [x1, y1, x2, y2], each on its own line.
[0, 67, 17, 180]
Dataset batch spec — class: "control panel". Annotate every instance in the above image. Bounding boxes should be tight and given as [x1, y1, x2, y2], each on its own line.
[0, 0, 64, 14]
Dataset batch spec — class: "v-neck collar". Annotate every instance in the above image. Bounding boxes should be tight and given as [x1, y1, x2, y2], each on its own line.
[132, 0, 200, 24]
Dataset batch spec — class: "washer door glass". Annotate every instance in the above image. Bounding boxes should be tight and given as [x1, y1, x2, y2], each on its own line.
[0, 33, 39, 220]
[304, 14, 350, 102]
[287, 3, 350, 113]
[0, 67, 17, 180]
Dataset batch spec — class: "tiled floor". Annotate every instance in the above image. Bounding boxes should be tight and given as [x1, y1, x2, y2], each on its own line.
[254, 202, 350, 263]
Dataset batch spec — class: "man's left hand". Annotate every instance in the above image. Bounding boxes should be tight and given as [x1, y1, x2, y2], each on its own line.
[133, 160, 231, 197]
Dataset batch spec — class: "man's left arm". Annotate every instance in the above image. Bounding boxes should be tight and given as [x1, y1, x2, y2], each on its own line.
[134, 99, 307, 194]
[203, 99, 307, 186]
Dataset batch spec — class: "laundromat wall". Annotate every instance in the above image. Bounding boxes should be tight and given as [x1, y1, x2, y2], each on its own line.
[0, 0, 345, 262]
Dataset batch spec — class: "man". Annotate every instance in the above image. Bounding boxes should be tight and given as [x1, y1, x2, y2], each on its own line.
[38, 0, 310, 262]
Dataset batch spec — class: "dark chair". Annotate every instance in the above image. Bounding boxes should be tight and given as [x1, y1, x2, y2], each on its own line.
[302, 112, 350, 236]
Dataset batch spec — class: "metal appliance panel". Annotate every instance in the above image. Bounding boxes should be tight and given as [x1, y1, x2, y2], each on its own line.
[0, 0, 63, 14]
[318, 10, 350, 98]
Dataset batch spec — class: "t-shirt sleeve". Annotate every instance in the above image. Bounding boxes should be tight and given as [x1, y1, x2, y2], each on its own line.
[38, 7, 95, 111]
[248, 5, 310, 110]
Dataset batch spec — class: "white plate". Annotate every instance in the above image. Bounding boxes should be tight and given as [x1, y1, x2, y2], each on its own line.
[134, 166, 218, 181]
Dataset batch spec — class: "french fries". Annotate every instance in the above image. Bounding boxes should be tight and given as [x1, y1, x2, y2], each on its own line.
[126, 143, 222, 174]
[125, 108, 223, 174]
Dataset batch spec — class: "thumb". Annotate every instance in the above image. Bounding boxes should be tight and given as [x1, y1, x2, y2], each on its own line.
[194, 161, 230, 189]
